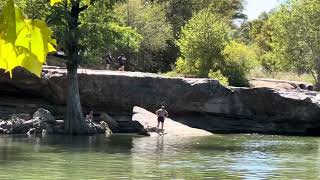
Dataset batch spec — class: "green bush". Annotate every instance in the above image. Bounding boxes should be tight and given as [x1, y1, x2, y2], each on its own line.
[175, 9, 259, 87]
[208, 70, 229, 86]
[222, 41, 259, 86]
[175, 9, 231, 77]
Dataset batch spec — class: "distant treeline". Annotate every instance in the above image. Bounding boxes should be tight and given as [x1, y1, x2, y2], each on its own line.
[1, 0, 319, 88]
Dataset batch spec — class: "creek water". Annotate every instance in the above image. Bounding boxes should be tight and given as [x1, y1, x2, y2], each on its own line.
[0, 134, 319, 179]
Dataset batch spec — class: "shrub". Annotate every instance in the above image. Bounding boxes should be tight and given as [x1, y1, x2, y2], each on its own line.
[208, 70, 229, 86]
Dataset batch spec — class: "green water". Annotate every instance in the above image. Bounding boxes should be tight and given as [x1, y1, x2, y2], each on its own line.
[0, 134, 319, 180]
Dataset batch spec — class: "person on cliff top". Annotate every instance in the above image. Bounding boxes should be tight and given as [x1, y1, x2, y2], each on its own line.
[117, 53, 127, 71]
[85, 110, 94, 125]
[105, 51, 112, 70]
[155, 106, 168, 133]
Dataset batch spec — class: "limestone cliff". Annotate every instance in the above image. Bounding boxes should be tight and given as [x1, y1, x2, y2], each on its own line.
[0, 67, 319, 135]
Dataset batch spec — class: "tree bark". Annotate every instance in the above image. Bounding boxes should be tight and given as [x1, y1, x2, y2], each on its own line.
[316, 58, 320, 90]
[64, 63, 89, 134]
[62, 1, 90, 134]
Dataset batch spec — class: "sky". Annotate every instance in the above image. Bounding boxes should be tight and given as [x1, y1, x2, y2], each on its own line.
[244, 0, 285, 20]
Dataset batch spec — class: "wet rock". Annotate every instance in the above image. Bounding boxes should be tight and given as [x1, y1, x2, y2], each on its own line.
[100, 121, 112, 134]
[8, 113, 32, 121]
[0, 121, 6, 129]
[27, 128, 36, 135]
[33, 108, 55, 123]
[99, 113, 119, 133]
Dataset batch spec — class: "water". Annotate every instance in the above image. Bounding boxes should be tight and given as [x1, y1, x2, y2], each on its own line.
[0, 134, 319, 180]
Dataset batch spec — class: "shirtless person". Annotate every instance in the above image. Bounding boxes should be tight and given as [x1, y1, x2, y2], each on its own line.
[155, 106, 168, 133]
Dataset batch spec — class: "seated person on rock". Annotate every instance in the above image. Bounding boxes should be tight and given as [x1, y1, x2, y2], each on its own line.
[155, 106, 168, 133]
[85, 110, 94, 125]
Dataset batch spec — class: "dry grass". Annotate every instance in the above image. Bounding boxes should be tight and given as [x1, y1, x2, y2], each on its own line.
[248, 67, 316, 84]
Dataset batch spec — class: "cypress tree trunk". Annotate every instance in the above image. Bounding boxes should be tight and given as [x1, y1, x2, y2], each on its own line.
[63, 1, 89, 134]
[64, 63, 89, 134]
[317, 59, 320, 90]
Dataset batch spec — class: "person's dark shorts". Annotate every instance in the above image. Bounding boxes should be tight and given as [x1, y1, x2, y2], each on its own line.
[158, 116, 165, 123]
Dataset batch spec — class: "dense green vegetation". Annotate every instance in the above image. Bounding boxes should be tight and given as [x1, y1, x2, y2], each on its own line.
[1, 0, 319, 88]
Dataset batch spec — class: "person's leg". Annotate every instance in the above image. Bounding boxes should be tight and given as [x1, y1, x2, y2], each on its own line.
[161, 121, 164, 132]
[157, 120, 160, 130]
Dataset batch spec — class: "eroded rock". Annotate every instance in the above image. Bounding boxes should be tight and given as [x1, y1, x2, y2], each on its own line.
[33, 108, 55, 123]
[0, 67, 320, 135]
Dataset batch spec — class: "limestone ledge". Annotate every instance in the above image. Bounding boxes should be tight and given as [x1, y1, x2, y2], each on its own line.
[0, 67, 319, 135]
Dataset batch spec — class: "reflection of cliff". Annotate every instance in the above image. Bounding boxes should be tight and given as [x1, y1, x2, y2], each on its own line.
[0, 135, 320, 179]
[130, 136, 209, 179]
[1, 67, 320, 135]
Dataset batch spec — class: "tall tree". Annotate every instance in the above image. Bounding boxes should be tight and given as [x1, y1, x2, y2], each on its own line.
[49, 0, 141, 134]
[114, 0, 173, 72]
[269, 0, 320, 87]
[175, 8, 258, 86]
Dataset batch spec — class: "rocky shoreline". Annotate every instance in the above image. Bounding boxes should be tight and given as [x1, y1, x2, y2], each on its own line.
[0, 108, 111, 135]
[0, 67, 320, 136]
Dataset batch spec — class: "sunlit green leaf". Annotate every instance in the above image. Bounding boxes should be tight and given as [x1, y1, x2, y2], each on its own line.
[0, 0, 56, 77]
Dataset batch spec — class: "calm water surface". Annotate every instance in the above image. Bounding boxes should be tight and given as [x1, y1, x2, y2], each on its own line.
[0, 134, 319, 179]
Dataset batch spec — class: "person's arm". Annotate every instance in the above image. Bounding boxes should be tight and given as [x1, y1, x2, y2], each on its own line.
[155, 110, 159, 115]
[165, 110, 168, 118]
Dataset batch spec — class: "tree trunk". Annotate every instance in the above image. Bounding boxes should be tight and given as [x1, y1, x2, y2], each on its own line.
[316, 58, 320, 90]
[64, 64, 89, 134]
[62, 1, 90, 134]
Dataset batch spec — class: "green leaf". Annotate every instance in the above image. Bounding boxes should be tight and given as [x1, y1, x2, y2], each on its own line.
[0, 0, 56, 77]
[50, 0, 63, 6]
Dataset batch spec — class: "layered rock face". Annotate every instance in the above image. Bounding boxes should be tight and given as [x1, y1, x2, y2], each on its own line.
[0, 67, 320, 135]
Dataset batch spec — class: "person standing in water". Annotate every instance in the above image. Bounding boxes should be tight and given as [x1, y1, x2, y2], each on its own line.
[155, 106, 168, 133]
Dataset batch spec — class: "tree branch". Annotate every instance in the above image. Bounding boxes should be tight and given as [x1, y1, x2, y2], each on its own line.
[79, 0, 96, 13]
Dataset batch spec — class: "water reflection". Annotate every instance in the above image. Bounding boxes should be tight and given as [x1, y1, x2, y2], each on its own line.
[0, 134, 319, 179]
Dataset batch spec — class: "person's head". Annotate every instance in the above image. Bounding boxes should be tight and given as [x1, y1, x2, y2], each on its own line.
[108, 51, 111, 54]
[90, 110, 93, 115]
[161, 106, 165, 109]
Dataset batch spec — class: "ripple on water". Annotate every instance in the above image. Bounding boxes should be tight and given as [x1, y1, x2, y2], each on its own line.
[0, 134, 319, 179]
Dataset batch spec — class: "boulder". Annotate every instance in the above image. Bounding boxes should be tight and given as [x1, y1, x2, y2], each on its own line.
[99, 121, 112, 134]
[33, 108, 55, 123]
[132, 106, 212, 137]
[99, 113, 119, 133]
